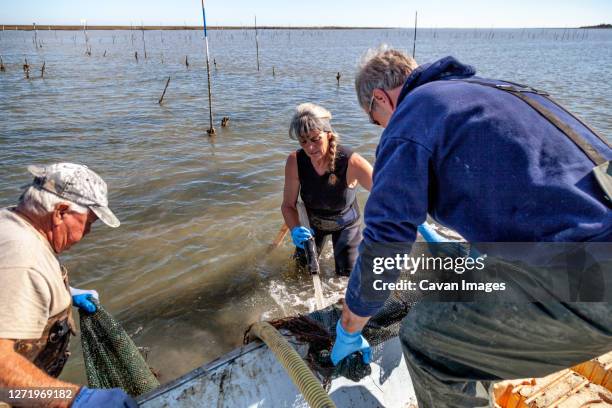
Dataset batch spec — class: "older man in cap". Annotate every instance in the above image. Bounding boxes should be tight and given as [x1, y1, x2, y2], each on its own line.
[0, 163, 136, 407]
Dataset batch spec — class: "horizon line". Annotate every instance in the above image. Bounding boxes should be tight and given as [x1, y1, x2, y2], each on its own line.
[0, 24, 609, 31]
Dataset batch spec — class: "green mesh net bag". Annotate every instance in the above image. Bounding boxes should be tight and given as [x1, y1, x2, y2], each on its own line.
[79, 302, 160, 397]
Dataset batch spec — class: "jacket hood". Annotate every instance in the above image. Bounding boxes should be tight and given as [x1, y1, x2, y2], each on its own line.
[397, 56, 476, 104]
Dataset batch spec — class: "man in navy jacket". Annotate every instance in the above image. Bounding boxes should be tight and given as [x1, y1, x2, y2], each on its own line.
[330, 47, 612, 407]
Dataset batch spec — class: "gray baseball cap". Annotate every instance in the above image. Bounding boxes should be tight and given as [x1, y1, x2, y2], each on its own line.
[27, 163, 120, 228]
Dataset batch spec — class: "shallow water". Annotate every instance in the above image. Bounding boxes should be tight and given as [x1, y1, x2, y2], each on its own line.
[1, 28, 611, 384]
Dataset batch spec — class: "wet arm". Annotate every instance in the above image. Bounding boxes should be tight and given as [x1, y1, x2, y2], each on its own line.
[340, 302, 370, 334]
[344, 139, 431, 320]
[280, 153, 301, 229]
[347, 153, 373, 192]
[0, 339, 80, 407]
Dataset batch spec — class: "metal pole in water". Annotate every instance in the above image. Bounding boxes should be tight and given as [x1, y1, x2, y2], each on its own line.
[200, 0, 216, 135]
[412, 11, 417, 58]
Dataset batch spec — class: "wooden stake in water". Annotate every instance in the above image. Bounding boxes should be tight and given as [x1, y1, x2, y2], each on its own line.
[23, 58, 30, 79]
[141, 24, 147, 59]
[158, 76, 171, 105]
[32, 23, 37, 48]
[412, 11, 418, 58]
[201, 0, 216, 135]
[255, 15, 260, 72]
[82, 20, 92, 56]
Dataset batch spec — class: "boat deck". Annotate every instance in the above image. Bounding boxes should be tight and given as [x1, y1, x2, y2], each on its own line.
[494, 351, 612, 407]
[137, 336, 417, 407]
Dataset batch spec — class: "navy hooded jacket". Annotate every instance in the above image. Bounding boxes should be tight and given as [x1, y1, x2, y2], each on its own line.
[346, 56, 612, 317]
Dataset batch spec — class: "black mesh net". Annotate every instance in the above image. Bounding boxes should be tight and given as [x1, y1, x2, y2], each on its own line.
[263, 284, 420, 386]
[257, 239, 473, 384]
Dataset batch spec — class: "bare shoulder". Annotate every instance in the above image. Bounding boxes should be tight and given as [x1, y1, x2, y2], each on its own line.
[285, 151, 298, 168]
[285, 152, 299, 180]
[349, 152, 372, 168]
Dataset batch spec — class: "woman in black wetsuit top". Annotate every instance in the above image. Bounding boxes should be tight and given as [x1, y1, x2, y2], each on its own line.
[281, 103, 373, 276]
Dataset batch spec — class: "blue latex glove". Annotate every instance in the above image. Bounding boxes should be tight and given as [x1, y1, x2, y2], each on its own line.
[417, 223, 482, 259]
[72, 294, 97, 314]
[290, 226, 314, 249]
[72, 387, 137, 408]
[331, 320, 371, 365]
[417, 223, 450, 244]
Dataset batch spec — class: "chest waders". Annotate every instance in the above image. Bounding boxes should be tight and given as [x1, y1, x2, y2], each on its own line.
[13, 266, 75, 378]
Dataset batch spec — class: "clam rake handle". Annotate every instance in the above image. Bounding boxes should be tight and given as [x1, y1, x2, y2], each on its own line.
[296, 201, 325, 309]
[304, 237, 320, 275]
[296, 202, 320, 274]
[296, 203, 322, 272]
[268, 224, 290, 252]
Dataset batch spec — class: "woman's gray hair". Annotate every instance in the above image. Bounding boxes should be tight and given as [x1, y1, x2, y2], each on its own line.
[289, 103, 336, 140]
[289, 103, 340, 176]
[355, 45, 418, 110]
[17, 186, 88, 216]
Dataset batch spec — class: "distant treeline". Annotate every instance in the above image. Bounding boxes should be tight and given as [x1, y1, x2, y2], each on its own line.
[578, 24, 611, 29]
[0, 24, 387, 31]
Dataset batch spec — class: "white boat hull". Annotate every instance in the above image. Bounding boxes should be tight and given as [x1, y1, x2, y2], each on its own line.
[138, 336, 417, 407]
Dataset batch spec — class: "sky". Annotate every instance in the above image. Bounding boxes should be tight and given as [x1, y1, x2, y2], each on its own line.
[1, 0, 610, 28]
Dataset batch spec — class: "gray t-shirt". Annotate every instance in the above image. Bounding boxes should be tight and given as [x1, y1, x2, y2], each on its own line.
[0, 208, 71, 339]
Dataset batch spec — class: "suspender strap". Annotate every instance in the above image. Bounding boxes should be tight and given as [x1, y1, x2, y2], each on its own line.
[456, 79, 610, 166]
[543, 94, 611, 150]
[506, 89, 607, 165]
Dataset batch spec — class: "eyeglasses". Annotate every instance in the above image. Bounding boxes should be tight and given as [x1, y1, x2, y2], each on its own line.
[367, 89, 395, 127]
[367, 93, 382, 126]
